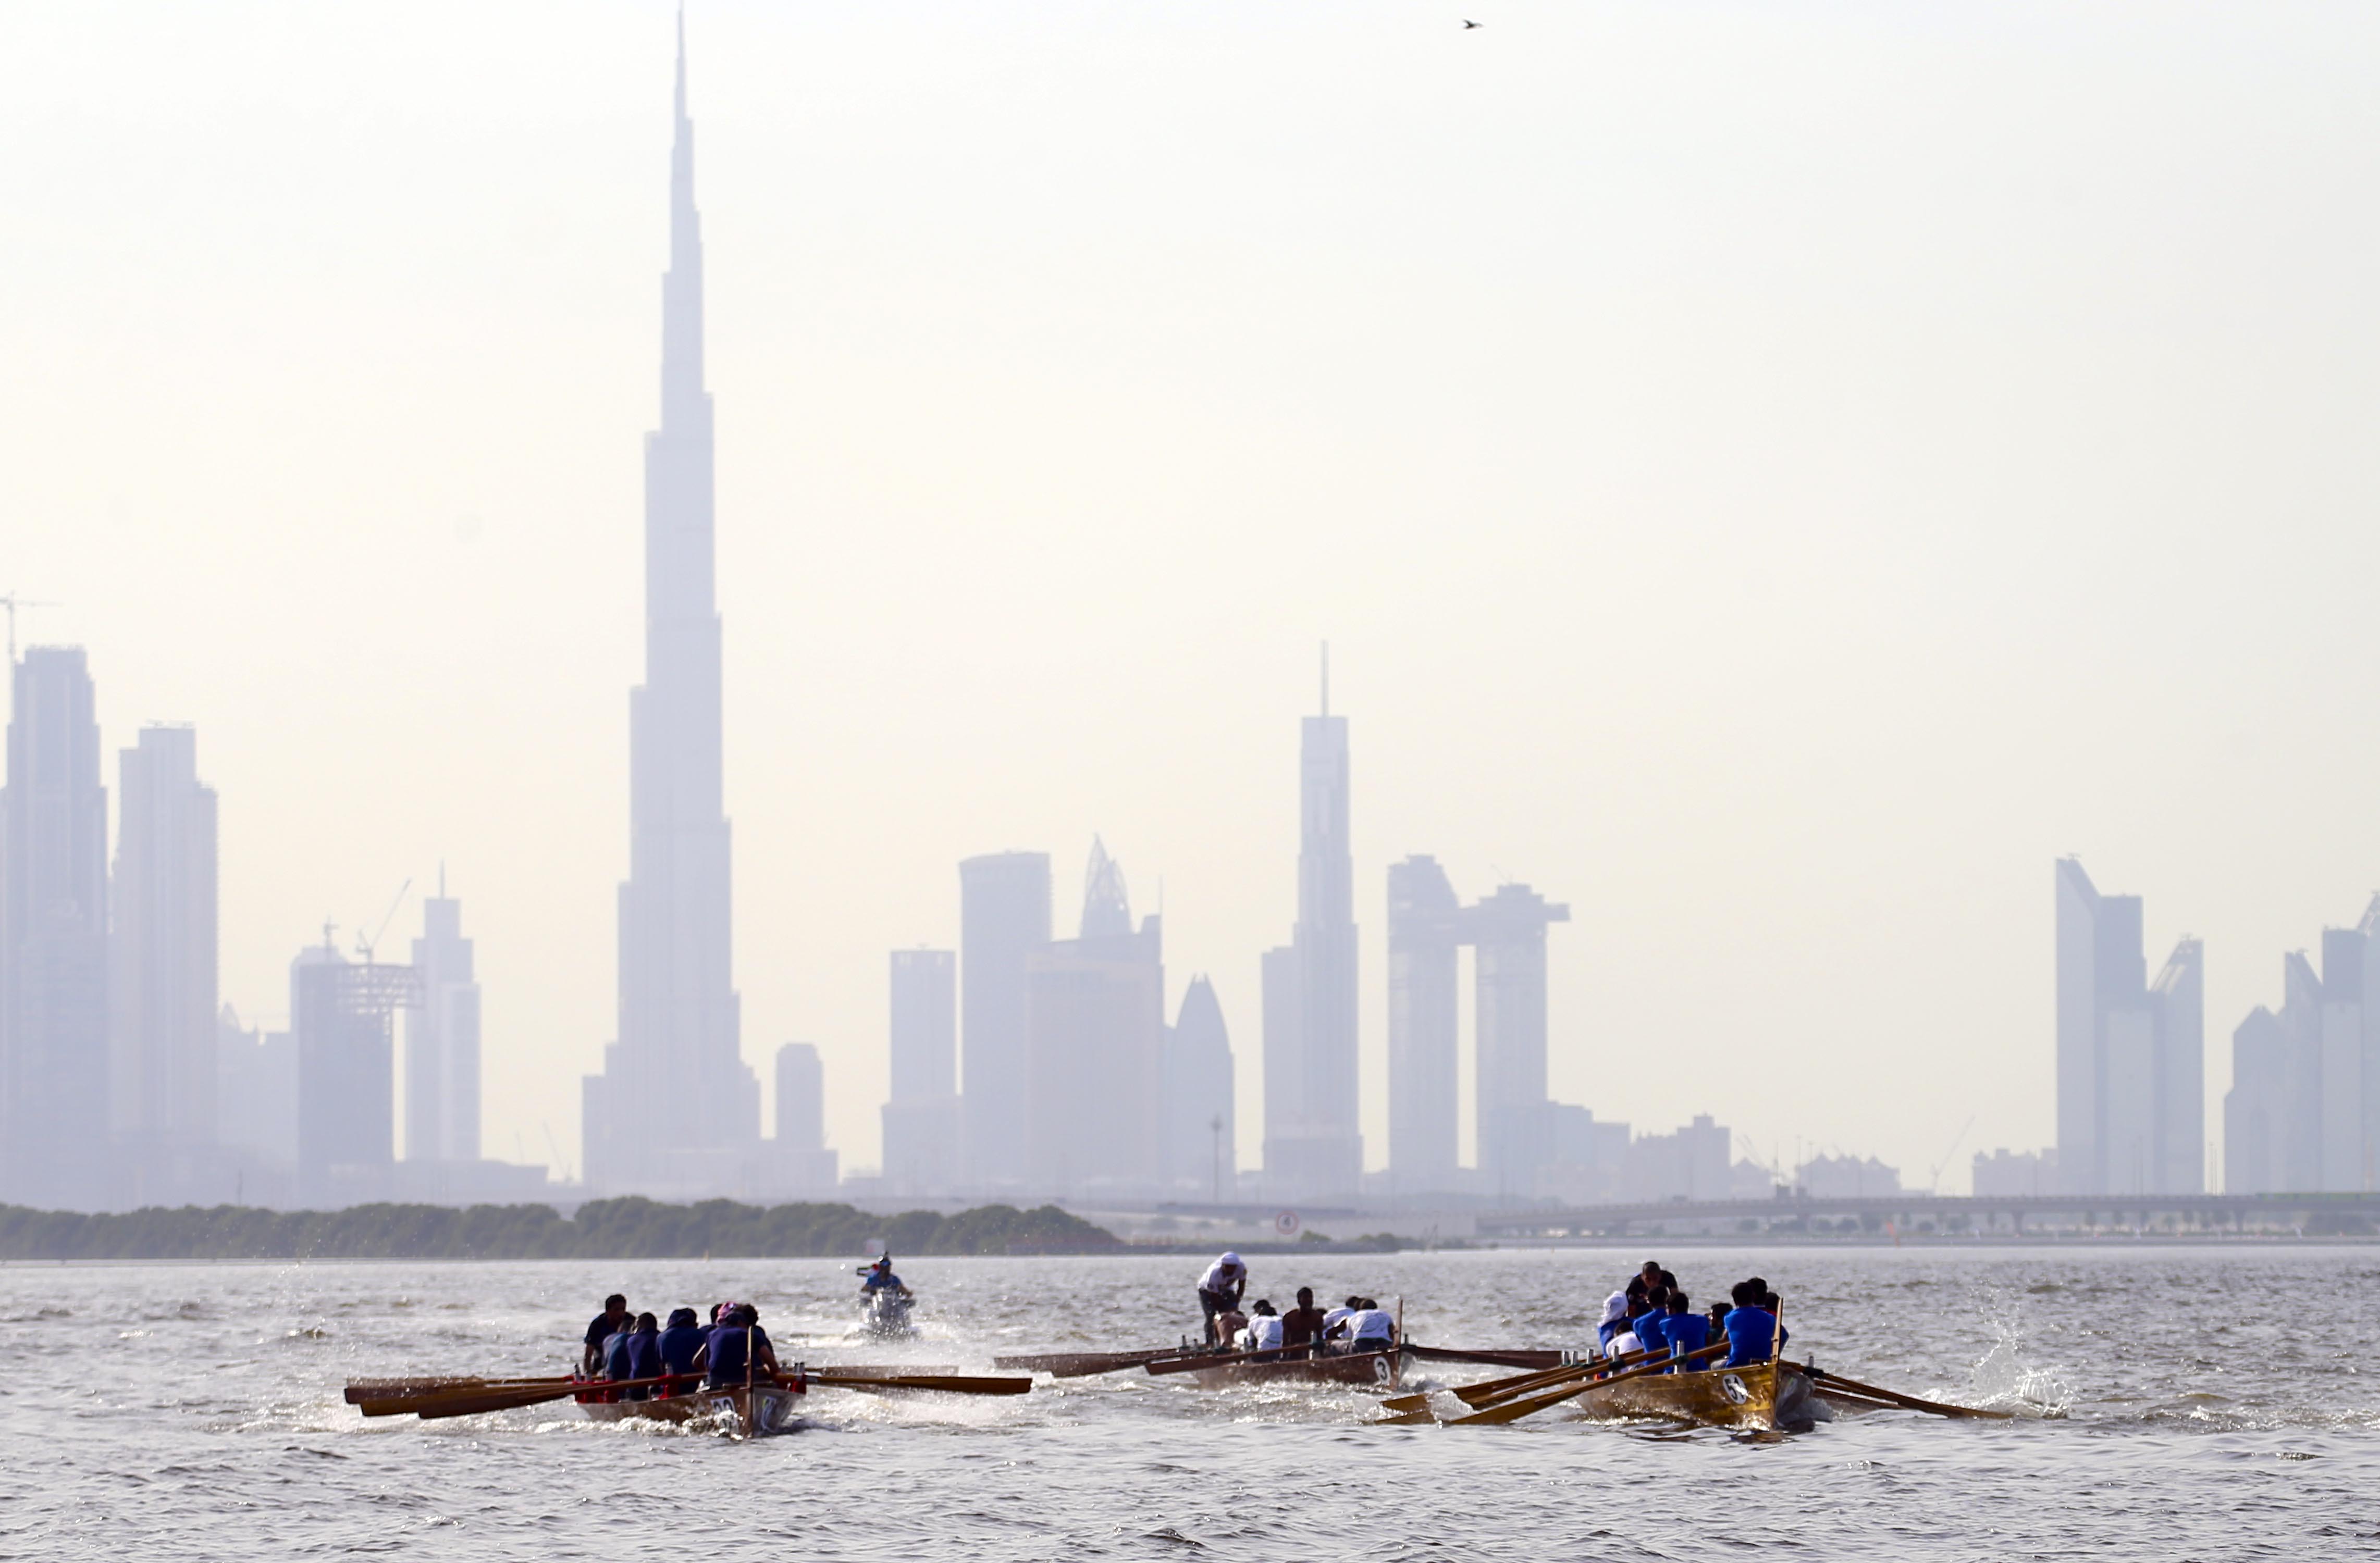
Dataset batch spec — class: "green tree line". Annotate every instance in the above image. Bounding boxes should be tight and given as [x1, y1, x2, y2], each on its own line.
[0, 1198, 1121, 1261]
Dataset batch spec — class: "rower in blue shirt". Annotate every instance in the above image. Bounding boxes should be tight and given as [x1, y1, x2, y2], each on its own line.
[1721, 1280, 1790, 1367]
[692, 1302, 781, 1388]
[617, 1313, 663, 1398]
[1656, 1292, 1710, 1371]
[1630, 1286, 1671, 1366]
[656, 1307, 706, 1389]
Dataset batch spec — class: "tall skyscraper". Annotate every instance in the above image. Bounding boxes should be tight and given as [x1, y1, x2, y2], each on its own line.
[1, 648, 110, 1209]
[1025, 839, 1165, 1194]
[1386, 858, 1572, 1194]
[405, 876, 482, 1163]
[2054, 859, 2202, 1196]
[1468, 882, 1571, 1190]
[2318, 927, 2362, 1192]
[1386, 855, 1461, 1189]
[109, 726, 218, 1169]
[1162, 974, 1235, 1199]
[775, 1041, 825, 1152]
[2151, 936, 2205, 1194]
[770, 1041, 840, 1194]
[889, 949, 956, 1105]
[583, 18, 760, 1191]
[882, 948, 961, 1194]
[2224, 899, 2380, 1194]
[216, 1003, 297, 1169]
[2358, 897, 2380, 1186]
[293, 935, 414, 1201]
[959, 851, 1051, 1187]
[2224, 1003, 2288, 1194]
[1262, 658, 1362, 1197]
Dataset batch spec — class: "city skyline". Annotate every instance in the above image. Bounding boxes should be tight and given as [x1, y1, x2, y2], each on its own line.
[12, 4, 2380, 1193]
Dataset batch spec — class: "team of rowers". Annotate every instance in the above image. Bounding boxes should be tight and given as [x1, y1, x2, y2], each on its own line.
[1192, 1252, 1400, 1357]
[1192, 1251, 1789, 1372]
[1598, 1259, 1789, 1370]
[576, 1250, 1781, 1393]
[578, 1293, 782, 1396]
[576, 1256, 913, 1397]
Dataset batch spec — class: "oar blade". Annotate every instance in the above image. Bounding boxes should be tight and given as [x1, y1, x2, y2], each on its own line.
[1805, 1369, 2012, 1420]
[1446, 1343, 1728, 1426]
[995, 1348, 1179, 1376]
[809, 1372, 1032, 1396]
[344, 1375, 562, 1406]
[352, 1383, 583, 1420]
[1446, 1381, 1585, 1426]
[410, 1384, 585, 1420]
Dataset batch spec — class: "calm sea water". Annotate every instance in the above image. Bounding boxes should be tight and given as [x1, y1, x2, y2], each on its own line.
[7, 1246, 2375, 1559]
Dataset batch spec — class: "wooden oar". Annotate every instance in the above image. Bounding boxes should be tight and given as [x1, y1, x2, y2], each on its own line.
[345, 1375, 567, 1405]
[1379, 1345, 1654, 1417]
[1380, 1342, 1637, 1418]
[1444, 1342, 1731, 1426]
[807, 1371, 1031, 1396]
[994, 1347, 1193, 1376]
[1401, 1345, 1568, 1370]
[1376, 1347, 1665, 1424]
[366, 1364, 1033, 1420]
[354, 1383, 571, 1417]
[1807, 1383, 1906, 1413]
[1800, 1366, 2011, 1420]
[366, 1372, 694, 1420]
[1145, 1343, 1288, 1376]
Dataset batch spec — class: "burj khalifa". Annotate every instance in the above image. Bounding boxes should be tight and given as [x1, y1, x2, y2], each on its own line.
[583, 15, 760, 1192]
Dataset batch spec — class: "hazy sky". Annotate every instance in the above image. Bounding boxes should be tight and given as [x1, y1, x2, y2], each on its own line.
[9, 1, 2380, 1193]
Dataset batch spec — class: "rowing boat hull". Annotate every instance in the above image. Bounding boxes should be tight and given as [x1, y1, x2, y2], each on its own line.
[1568, 1364, 1785, 1429]
[578, 1384, 803, 1436]
[1188, 1348, 1402, 1391]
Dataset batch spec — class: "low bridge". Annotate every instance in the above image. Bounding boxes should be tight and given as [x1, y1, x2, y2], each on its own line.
[1473, 1191, 2380, 1238]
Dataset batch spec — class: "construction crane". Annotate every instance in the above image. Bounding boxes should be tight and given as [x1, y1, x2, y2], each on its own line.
[1929, 1113, 1978, 1195]
[0, 594, 57, 664]
[354, 879, 413, 966]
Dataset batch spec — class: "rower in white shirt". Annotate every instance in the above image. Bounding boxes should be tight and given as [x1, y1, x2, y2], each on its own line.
[1195, 1252, 1249, 1346]
[1341, 1299, 1395, 1354]
[1236, 1299, 1286, 1355]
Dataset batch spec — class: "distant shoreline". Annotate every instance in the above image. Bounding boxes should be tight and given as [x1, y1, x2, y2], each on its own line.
[0, 1197, 1124, 1263]
[0, 1231, 2369, 1266]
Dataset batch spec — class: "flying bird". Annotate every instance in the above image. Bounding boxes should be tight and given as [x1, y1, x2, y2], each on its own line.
[1463, 18, 1483, 27]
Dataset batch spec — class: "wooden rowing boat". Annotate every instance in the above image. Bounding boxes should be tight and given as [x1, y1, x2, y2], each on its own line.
[574, 1381, 804, 1437]
[1183, 1346, 1402, 1391]
[1560, 1361, 1833, 1431]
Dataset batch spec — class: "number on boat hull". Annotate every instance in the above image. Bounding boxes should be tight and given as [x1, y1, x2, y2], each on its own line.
[1719, 1374, 1751, 1405]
